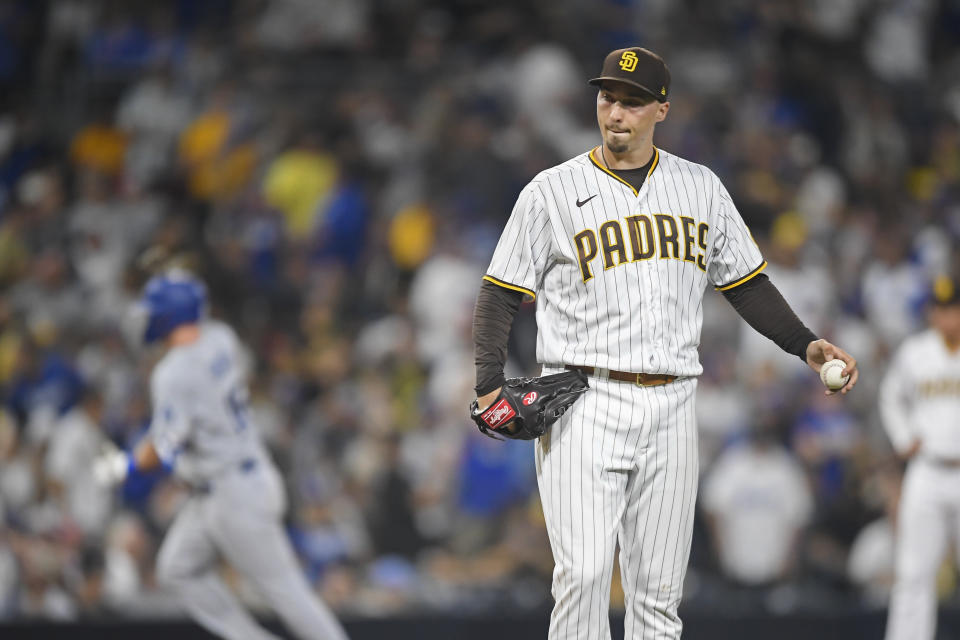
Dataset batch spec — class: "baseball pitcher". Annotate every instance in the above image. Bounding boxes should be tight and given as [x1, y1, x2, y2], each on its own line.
[471, 47, 859, 640]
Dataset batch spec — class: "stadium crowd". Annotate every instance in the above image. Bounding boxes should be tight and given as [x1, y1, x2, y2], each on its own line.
[0, 0, 958, 622]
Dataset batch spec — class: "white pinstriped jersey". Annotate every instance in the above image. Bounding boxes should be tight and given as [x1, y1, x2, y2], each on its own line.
[485, 146, 766, 376]
[149, 320, 267, 483]
[880, 329, 960, 457]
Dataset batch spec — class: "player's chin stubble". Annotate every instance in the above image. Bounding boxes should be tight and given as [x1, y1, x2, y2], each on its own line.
[604, 139, 629, 154]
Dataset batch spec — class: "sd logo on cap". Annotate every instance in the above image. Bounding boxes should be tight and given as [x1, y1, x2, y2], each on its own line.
[589, 47, 671, 103]
[619, 51, 639, 72]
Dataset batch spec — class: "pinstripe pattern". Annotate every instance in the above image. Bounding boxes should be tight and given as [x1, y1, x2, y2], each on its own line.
[537, 368, 698, 639]
[485, 148, 763, 378]
[486, 146, 762, 640]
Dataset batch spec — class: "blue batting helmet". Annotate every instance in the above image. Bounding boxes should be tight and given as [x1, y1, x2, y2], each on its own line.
[139, 271, 207, 344]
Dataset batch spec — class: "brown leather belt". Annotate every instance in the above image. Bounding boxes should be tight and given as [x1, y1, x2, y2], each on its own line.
[565, 365, 677, 387]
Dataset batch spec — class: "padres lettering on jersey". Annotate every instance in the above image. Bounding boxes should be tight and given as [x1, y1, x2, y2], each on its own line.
[573, 213, 710, 282]
[484, 146, 765, 377]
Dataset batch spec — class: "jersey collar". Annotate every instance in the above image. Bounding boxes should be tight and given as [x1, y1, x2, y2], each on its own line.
[588, 146, 659, 197]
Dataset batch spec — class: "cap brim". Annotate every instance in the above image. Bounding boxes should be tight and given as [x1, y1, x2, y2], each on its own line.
[588, 77, 665, 102]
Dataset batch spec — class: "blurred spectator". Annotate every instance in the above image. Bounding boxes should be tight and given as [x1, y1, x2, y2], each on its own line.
[6, 338, 84, 440]
[69, 112, 127, 177]
[0, 408, 36, 521]
[101, 511, 177, 616]
[408, 248, 482, 366]
[0, 300, 21, 385]
[177, 82, 257, 203]
[311, 153, 371, 268]
[43, 387, 114, 538]
[7, 249, 86, 340]
[364, 433, 424, 559]
[702, 418, 813, 589]
[85, 5, 186, 74]
[115, 65, 194, 189]
[847, 464, 901, 608]
[0, 210, 30, 290]
[792, 386, 862, 506]
[15, 537, 76, 620]
[453, 431, 536, 553]
[510, 41, 596, 160]
[262, 133, 339, 241]
[387, 204, 436, 273]
[695, 348, 753, 468]
[860, 228, 929, 348]
[67, 171, 159, 322]
[15, 167, 66, 251]
[0, 112, 51, 209]
[70, 546, 106, 617]
[863, 0, 935, 83]
[0, 540, 17, 618]
[253, 0, 370, 52]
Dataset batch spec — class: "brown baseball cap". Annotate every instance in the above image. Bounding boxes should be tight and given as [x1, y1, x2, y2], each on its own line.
[589, 47, 670, 103]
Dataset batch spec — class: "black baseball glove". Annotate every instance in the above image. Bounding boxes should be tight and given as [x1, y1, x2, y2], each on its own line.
[469, 370, 589, 440]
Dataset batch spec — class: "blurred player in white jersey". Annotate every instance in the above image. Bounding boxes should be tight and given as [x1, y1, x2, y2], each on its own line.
[94, 271, 348, 640]
[882, 275, 960, 640]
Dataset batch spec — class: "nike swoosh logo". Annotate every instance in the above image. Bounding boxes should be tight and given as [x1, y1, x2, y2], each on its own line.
[576, 194, 597, 208]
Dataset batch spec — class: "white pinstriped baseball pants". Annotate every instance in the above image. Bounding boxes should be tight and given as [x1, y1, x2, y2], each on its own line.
[885, 459, 960, 640]
[536, 368, 698, 640]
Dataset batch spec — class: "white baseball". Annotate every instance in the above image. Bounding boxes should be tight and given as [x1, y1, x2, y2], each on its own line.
[819, 359, 849, 390]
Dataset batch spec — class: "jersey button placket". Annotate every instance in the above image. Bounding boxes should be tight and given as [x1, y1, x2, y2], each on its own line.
[635, 196, 660, 370]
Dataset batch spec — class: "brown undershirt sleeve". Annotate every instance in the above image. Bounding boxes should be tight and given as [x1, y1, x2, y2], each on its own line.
[473, 280, 524, 396]
[721, 273, 819, 362]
